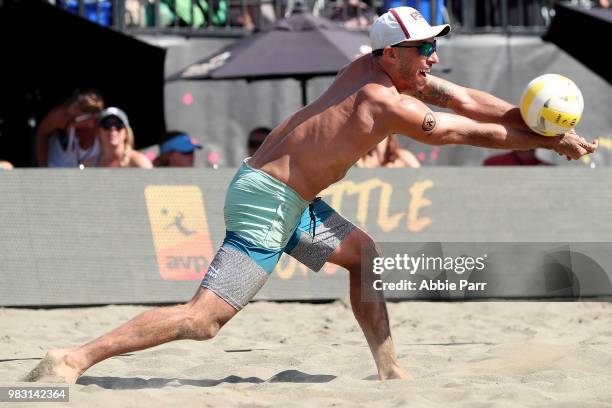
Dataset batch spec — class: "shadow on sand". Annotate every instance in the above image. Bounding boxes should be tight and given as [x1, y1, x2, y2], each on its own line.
[77, 369, 337, 389]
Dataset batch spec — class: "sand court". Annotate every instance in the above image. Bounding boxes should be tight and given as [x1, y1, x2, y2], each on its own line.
[1, 300, 611, 407]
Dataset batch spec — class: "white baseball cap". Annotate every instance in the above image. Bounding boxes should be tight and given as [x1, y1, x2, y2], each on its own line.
[370, 7, 451, 50]
[98, 107, 130, 127]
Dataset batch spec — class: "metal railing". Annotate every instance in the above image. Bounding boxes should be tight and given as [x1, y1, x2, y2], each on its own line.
[50, 0, 561, 36]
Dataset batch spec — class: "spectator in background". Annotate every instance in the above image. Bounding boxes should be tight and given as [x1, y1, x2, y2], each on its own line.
[356, 134, 420, 168]
[97, 107, 152, 168]
[238, 3, 260, 29]
[330, 0, 374, 28]
[483, 149, 552, 166]
[0, 159, 13, 170]
[248, 126, 271, 156]
[36, 89, 105, 167]
[153, 131, 203, 167]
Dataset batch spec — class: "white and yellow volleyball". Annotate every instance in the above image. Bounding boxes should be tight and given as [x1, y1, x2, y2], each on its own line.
[519, 74, 584, 137]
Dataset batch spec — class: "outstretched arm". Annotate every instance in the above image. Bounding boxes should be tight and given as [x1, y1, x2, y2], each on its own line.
[385, 96, 597, 160]
[410, 75, 528, 130]
[432, 112, 585, 156]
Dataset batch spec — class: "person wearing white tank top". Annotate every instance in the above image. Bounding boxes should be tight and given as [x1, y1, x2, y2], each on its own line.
[36, 89, 104, 167]
[47, 123, 101, 168]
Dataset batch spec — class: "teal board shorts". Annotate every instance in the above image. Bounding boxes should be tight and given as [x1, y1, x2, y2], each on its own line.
[200, 159, 356, 310]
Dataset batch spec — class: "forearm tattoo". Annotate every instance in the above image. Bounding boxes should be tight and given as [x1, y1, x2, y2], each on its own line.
[415, 81, 453, 108]
[422, 112, 436, 131]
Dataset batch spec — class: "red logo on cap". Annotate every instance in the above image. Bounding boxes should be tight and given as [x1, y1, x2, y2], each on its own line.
[411, 11, 423, 20]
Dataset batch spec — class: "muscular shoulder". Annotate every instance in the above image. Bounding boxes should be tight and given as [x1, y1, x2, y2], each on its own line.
[384, 92, 437, 135]
[356, 83, 395, 102]
[357, 84, 420, 116]
[353, 84, 438, 136]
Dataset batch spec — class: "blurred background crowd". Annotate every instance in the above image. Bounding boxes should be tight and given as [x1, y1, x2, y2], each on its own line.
[44, 0, 609, 32]
[0, 0, 609, 170]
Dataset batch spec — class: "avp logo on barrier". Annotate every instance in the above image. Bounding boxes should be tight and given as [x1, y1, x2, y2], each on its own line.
[145, 186, 214, 281]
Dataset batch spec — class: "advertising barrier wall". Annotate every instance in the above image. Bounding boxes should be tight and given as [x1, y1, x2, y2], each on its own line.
[1, 168, 611, 306]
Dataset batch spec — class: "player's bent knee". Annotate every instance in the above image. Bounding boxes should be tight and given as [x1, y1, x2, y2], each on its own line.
[334, 229, 379, 272]
[194, 319, 221, 340]
[180, 314, 221, 341]
[354, 241, 380, 275]
[362, 238, 380, 262]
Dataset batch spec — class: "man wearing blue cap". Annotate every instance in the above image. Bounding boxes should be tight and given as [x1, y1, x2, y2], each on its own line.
[153, 131, 202, 167]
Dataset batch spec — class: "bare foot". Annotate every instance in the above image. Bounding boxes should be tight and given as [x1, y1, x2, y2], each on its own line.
[378, 365, 412, 381]
[21, 349, 81, 384]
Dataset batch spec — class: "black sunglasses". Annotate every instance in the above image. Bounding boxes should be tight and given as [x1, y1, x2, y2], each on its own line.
[100, 120, 125, 130]
[392, 40, 437, 57]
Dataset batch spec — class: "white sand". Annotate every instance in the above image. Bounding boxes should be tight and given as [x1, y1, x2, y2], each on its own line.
[2, 301, 612, 407]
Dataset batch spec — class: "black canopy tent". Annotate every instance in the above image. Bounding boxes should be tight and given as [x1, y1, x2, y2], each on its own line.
[0, 0, 166, 166]
[543, 3, 612, 85]
[166, 11, 372, 107]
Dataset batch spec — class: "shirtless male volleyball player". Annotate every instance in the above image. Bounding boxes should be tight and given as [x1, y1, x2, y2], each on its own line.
[26, 7, 597, 383]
